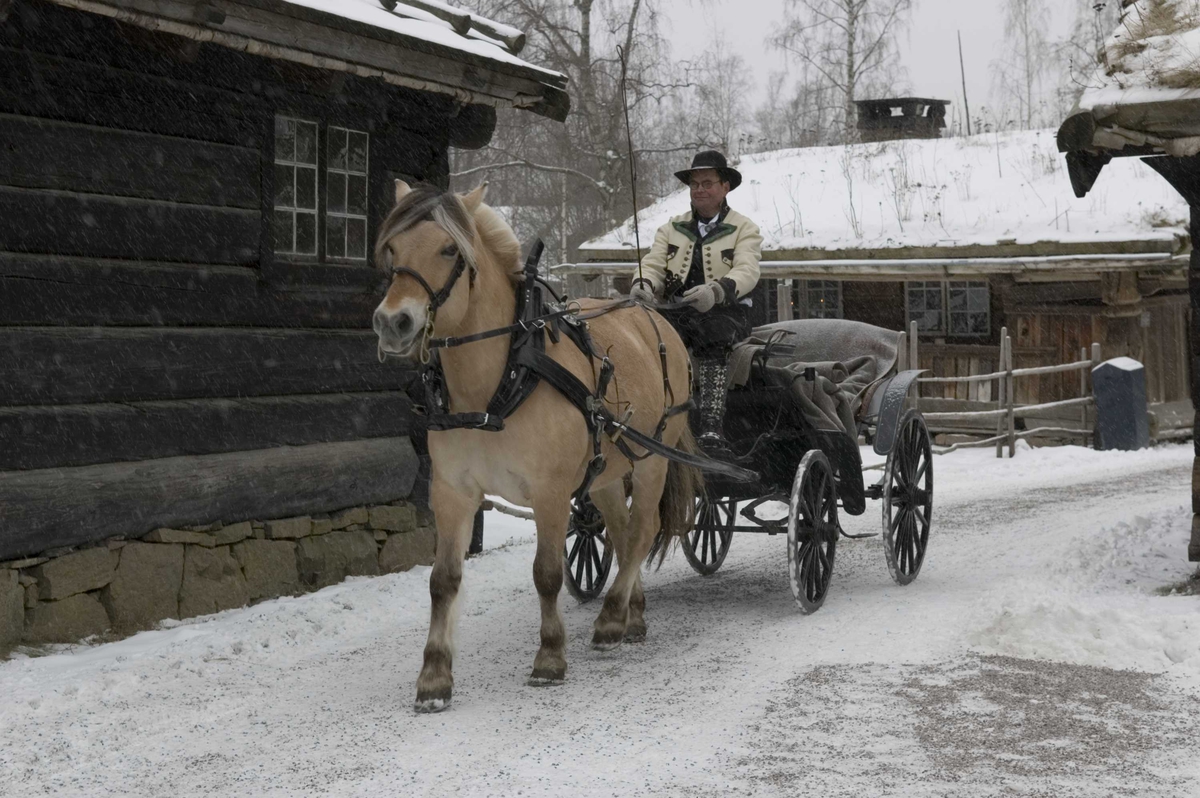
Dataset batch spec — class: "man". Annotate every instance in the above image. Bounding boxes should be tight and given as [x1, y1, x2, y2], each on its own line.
[630, 150, 762, 454]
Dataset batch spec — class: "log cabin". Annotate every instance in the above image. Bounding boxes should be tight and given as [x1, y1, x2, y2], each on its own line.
[0, 0, 566, 564]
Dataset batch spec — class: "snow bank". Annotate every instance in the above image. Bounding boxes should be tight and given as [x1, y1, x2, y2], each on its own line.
[581, 130, 1187, 256]
[969, 507, 1200, 676]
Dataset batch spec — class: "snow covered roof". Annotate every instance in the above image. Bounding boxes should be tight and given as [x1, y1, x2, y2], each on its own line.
[1058, 0, 1200, 161]
[575, 130, 1189, 279]
[52, 0, 569, 121]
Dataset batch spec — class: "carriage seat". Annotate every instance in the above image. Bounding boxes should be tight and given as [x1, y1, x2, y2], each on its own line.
[728, 319, 904, 434]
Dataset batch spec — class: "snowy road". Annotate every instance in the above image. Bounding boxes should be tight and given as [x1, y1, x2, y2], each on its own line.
[2, 444, 1199, 797]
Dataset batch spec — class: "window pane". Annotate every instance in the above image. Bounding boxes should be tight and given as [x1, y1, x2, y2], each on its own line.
[296, 212, 316, 254]
[949, 286, 967, 311]
[347, 217, 366, 260]
[327, 215, 346, 258]
[296, 121, 317, 165]
[274, 117, 295, 162]
[349, 132, 368, 172]
[921, 310, 942, 332]
[274, 164, 294, 208]
[969, 286, 989, 311]
[329, 127, 347, 170]
[296, 166, 316, 210]
[950, 313, 969, 334]
[328, 172, 346, 214]
[969, 312, 989, 334]
[274, 210, 293, 253]
[347, 174, 367, 215]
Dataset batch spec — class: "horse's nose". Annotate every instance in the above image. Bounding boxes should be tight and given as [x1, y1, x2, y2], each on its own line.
[373, 306, 415, 341]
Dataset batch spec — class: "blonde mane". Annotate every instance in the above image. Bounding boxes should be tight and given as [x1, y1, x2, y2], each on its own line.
[374, 183, 523, 284]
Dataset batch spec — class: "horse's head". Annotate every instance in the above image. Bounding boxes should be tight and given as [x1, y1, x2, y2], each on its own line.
[372, 181, 490, 362]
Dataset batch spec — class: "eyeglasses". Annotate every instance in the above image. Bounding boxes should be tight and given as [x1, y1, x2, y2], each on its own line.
[689, 180, 722, 191]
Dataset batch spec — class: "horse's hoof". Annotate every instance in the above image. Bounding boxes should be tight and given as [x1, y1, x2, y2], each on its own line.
[528, 666, 566, 686]
[624, 624, 647, 643]
[414, 687, 452, 713]
[591, 630, 624, 651]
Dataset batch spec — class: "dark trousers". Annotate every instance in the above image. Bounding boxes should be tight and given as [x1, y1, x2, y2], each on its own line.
[658, 304, 751, 359]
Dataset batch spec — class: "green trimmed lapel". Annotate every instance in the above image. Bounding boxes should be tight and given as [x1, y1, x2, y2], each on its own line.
[671, 221, 699, 243]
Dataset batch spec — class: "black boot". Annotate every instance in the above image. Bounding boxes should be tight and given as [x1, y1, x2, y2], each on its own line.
[696, 357, 734, 458]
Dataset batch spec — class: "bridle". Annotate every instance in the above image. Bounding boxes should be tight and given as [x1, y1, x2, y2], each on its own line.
[382, 250, 473, 364]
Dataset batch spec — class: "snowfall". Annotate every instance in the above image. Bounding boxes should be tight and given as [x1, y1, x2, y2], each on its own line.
[580, 129, 1190, 257]
[2, 444, 1199, 796]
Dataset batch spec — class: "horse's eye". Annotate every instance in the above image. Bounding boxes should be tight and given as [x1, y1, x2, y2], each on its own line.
[441, 244, 458, 259]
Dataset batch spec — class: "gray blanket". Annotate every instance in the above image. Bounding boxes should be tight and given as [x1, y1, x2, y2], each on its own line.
[729, 319, 903, 433]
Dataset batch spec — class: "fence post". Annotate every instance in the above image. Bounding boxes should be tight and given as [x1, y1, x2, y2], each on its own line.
[909, 320, 920, 411]
[1006, 332, 1016, 457]
[995, 327, 1008, 458]
[1090, 342, 1102, 449]
[1079, 346, 1088, 435]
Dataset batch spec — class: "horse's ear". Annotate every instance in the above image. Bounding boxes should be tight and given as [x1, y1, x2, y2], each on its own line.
[394, 179, 412, 205]
[460, 182, 488, 213]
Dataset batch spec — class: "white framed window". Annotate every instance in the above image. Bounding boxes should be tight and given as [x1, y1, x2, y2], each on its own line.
[791, 280, 843, 319]
[273, 116, 318, 256]
[906, 280, 989, 336]
[805, 280, 843, 319]
[326, 126, 369, 261]
[948, 280, 990, 335]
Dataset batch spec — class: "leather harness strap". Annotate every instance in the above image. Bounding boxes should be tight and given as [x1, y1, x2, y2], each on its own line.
[411, 240, 756, 488]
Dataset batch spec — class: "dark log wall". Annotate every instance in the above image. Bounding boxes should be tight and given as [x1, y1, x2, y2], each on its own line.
[0, 1, 481, 558]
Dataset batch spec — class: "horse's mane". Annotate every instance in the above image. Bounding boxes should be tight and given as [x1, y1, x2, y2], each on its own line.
[374, 183, 521, 282]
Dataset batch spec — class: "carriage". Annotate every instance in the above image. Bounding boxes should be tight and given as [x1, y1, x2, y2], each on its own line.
[562, 318, 934, 614]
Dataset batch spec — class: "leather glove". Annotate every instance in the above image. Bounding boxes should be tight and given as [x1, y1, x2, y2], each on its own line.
[681, 281, 725, 313]
[630, 278, 656, 305]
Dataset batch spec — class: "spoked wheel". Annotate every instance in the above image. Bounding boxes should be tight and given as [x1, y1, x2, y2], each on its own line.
[882, 410, 934, 585]
[788, 451, 839, 614]
[563, 497, 613, 602]
[680, 495, 736, 575]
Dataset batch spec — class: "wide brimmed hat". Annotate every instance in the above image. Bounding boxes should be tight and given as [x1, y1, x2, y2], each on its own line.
[674, 150, 742, 191]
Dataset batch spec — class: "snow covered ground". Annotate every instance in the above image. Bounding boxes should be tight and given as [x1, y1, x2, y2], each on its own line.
[580, 129, 1189, 256]
[2, 444, 1199, 796]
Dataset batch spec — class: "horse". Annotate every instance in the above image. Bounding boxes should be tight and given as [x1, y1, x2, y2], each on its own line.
[372, 180, 700, 712]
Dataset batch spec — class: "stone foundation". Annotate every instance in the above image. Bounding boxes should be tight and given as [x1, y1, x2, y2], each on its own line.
[0, 501, 435, 653]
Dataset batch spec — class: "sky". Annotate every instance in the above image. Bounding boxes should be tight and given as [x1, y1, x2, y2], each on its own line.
[662, 0, 1080, 132]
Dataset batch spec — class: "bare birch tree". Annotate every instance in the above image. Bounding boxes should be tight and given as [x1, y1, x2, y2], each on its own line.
[450, 0, 713, 263]
[991, 0, 1055, 129]
[772, 0, 914, 141]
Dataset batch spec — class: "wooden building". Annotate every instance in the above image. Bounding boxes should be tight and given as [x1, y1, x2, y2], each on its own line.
[566, 129, 1191, 412]
[0, 0, 567, 562]
[854, 97, 949, 143]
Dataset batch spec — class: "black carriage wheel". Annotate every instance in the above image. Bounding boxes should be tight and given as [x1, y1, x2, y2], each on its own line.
[563, 498, 614, 602]
[680, 495, 736, 576]
[882, 410, 934, 586]
[788, 451, 839, 614]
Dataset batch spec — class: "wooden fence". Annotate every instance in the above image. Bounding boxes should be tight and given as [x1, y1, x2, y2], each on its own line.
[906, 323, 1100, 458]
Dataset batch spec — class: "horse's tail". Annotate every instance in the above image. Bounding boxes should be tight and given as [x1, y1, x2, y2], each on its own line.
[647, 427, 703, 569]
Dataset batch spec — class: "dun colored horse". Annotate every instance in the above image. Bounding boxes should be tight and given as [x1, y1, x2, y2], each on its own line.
[373, 181, 700, 712]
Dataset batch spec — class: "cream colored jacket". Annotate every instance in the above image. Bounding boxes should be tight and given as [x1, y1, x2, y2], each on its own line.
[636, 208, 762, 302]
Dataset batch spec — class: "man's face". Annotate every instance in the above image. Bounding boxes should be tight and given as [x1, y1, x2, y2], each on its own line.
[689, 168, 729, 217]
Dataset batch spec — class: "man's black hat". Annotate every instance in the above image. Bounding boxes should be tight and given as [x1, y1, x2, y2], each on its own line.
[674, 150, 742, 191]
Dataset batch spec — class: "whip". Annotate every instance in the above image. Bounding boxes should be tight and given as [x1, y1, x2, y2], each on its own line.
[616, 45, 644, 286]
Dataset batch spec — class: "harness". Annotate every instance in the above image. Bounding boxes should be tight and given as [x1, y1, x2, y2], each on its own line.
[390, 240, 756, 510]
